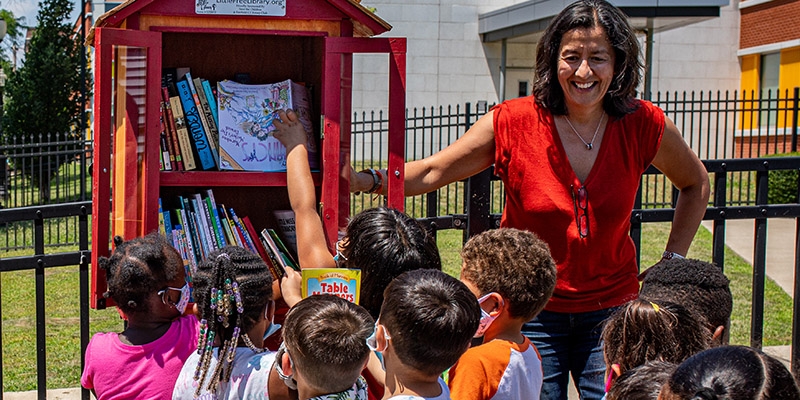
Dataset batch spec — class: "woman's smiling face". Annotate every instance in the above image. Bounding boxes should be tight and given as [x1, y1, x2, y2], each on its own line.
[557, 25, 616, 113]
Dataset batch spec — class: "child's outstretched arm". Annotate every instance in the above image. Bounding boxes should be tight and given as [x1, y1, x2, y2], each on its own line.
[273, 109, 336, 270]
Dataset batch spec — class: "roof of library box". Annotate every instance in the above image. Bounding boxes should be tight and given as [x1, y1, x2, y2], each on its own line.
[87, 0, 392, 44]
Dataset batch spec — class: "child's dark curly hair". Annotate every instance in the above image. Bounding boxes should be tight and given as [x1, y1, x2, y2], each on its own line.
[192, 245, 273, 396]
[99, 233, 183, 316]
[640, 258, 732, 332]
[461, 228, 557, 321]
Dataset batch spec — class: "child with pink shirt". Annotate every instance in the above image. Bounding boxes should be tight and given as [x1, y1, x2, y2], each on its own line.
[81, 233, 198, 399]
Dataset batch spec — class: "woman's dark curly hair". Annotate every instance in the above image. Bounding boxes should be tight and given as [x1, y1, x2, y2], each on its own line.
[340, 207, 441, 319]
[99, 233, 183, 316]
[533, 0, 643, 117]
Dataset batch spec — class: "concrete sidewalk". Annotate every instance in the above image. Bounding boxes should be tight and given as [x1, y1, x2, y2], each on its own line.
[701, 218, 796, 299]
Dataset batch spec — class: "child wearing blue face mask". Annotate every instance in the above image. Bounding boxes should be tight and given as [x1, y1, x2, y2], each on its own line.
[448, 228, 557, 400]
[82, 233, 200, 400]
[373, 269, 481, 400]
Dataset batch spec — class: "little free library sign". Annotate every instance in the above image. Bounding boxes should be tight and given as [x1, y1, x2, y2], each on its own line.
[196, 0, 287, 16]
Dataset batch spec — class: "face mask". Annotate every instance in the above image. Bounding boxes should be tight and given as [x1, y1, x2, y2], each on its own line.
[273, 343, 297, 390]
[474, 292, 502, 338]
[262, 300, 281, 340]
[366, 321, 392, 352]
[159, 283, 190, 315]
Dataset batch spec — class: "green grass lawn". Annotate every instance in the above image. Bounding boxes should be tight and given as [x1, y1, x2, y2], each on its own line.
[1, 221, 794, 392]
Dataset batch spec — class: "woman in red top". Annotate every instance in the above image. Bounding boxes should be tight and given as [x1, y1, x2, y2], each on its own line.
[351, 1, 709, 399]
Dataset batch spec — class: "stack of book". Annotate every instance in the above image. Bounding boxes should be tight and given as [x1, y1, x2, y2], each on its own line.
[158, 189, 300, 282]
[158, 69, 318, 173]
[160, 68, 220, 171]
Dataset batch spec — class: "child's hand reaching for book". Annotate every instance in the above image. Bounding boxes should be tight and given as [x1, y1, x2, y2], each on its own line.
[273, 109, 306, 152]
[280, 268, 303, 308]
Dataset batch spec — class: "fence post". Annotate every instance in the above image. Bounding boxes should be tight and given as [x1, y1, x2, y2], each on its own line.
[464, 102, 492, 239]
[751, 163, 769, 349]
[467, 167, 493, 239]
[792, 87, 799, 153]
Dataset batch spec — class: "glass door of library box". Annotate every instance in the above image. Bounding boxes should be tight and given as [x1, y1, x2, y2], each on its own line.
[92, 27, 162, 309]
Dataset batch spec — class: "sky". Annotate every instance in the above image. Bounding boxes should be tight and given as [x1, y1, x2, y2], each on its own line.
[4, 0, 82, 29]
[1, 1, 83, 65]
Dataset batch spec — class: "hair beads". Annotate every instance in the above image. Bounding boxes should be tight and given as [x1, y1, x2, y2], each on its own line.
[190, 247, 273, 398]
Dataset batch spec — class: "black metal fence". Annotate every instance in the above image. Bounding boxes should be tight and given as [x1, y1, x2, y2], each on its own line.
[352, 88, 800, 215]
[0, 201, 91, 400]
[0, 134, 91, 252]
[1, 89, 800, 396]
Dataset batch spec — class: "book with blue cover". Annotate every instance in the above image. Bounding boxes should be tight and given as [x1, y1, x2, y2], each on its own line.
[177, 79, 216, 170]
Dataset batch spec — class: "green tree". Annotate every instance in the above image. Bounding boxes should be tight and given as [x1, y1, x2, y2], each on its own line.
[1, 0, 89, 202]
[0, 9, 26, 70]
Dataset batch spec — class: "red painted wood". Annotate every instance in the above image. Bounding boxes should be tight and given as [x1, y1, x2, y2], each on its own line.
[97, 0, 390, 36]
[387, 38, 407, 211]
[160, 171, 322, 187]
[91, 27, 162, 309]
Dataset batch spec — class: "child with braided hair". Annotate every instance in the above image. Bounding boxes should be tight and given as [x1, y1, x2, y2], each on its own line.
[81, 233, 199, 400]
[172, 245, 279, 399]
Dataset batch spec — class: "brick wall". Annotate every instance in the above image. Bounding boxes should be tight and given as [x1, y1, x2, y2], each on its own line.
[735, 134, 799, 157]
[741, 0, 800, 49]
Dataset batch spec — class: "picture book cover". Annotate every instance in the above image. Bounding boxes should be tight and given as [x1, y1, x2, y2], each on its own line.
[301, 268, 361, 304]
[216, 79, 319, 172]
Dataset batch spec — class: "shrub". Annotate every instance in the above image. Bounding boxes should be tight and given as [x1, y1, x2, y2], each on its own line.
[766, 152, 800, 204]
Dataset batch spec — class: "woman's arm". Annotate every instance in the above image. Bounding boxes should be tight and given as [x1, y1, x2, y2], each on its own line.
[273, 110, 337, 270]
[351, 110, 498, 196]
[651, 117, 710, 257]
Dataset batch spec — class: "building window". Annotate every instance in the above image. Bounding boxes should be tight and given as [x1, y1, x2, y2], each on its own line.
[760, 52, 780, 127]
[518, 81, 529, 98]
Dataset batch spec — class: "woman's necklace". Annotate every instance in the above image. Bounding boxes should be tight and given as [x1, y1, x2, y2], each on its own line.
[564, 113, 605, 150]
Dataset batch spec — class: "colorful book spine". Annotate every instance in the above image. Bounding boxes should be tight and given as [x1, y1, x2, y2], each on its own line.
[194, 77, 220, 160]
[230, 208, 256, 253]
[177, 79, 216, 170]
[201, 79, 219, 127]
[268, 228, 299, 270]
[161, 199, 173, 244]
[169, 95, 197, 170]
[161, 86, 184, 170]
[204, 190, 227, 248]
[185, 73, 220, 164]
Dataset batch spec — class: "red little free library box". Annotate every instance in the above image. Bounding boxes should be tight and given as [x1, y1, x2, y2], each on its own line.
[89, 0, 407, 309]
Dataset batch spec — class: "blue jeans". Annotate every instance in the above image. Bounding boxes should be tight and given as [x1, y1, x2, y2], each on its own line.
[523, 308, 616, 400]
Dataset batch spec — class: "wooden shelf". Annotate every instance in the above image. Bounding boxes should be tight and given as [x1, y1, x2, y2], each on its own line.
[160, 171, 322, 187]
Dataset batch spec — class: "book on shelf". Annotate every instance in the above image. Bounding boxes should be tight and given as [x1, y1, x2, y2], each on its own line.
[168, 94, 198, 171]
[216, 78, 319, 172]
[185, 72, 220, 165]
[301, 268, 361, 304]
[201, 79, 219, 127]
[193, 76, 220, 159]
[260, 228, 299, 275]
[272, 209, 298, 256]
[161, 87, 184, 171]
[267, 228, 299, 270]
[176, 79, 216, 170]
[159, 128, 173, 171]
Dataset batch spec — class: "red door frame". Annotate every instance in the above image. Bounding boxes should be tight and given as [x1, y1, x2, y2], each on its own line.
[92, 27, 162, 308]
[322, 37, 407, 245]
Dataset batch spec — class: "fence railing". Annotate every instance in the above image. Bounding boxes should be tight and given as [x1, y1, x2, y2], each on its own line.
[0, 135, 91, 252]
[0, 201, 92, 400]
[2, 160, 800, 397]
